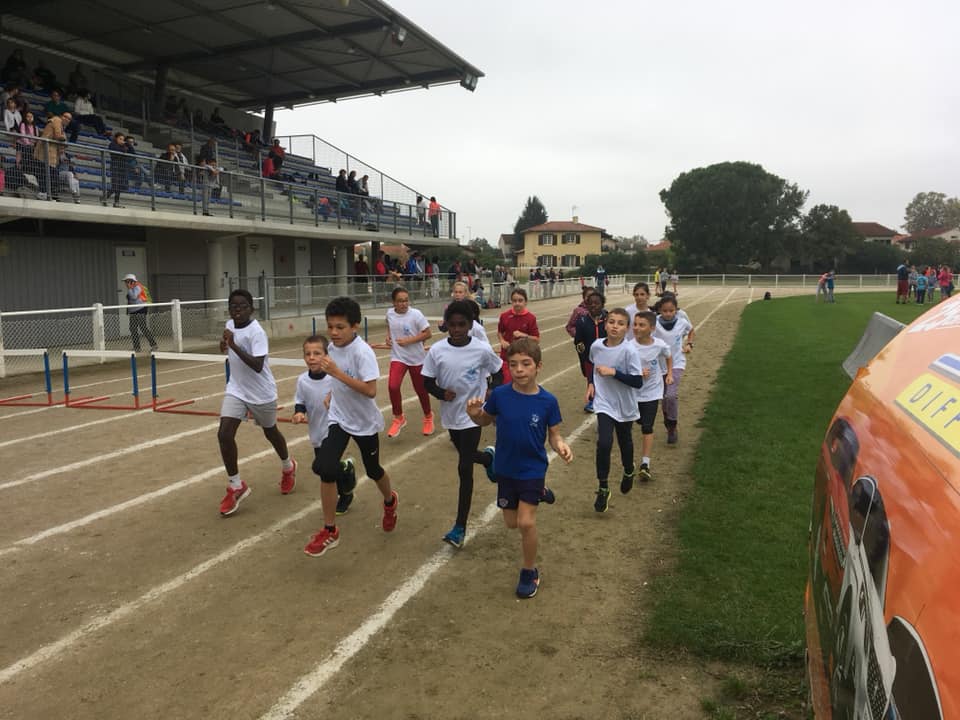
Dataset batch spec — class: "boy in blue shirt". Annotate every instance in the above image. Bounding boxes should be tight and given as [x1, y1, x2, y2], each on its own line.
[466, 337, 573, 599]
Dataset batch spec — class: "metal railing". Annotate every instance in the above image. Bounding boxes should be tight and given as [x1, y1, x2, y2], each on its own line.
[0, 130, 456, 238]
[623, 273, 899, 288]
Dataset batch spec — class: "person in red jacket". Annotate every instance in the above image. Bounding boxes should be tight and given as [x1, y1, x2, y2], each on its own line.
[497, 288, 539, 383]
[123, 273, 158, 352]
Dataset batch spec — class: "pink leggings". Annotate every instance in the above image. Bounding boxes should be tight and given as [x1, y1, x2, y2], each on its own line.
[388, 361, 432, 417]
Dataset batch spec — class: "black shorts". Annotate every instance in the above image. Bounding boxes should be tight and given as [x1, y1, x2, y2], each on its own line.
[497, 475, 545, 509]
[636, 400, 659, 434]
[314, 423, 384, 483]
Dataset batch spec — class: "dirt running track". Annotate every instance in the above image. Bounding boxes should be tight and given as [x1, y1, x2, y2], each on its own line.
[0, 285, 801, 719]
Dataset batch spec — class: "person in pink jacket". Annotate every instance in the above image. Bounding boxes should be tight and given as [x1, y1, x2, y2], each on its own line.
[938, 266, 953, 300]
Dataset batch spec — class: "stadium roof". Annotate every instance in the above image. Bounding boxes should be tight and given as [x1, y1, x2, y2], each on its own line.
[0, 0, 483, 111]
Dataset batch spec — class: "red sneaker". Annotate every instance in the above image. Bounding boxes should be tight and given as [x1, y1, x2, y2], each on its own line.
[387, 415, 407, 438]
[304, 526, 340, 557]
[280, 458, 297, 494]
[382, 490, 399, 532]
[422, 413, 435, 436]
[219, 482, 250, 517]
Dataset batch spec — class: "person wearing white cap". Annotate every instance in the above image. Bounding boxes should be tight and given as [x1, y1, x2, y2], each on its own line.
[123, 273, 157, 352]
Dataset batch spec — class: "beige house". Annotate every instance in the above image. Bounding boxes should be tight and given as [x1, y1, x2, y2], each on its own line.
[514, 218, 605, 269]
[897, 226, 960, 252]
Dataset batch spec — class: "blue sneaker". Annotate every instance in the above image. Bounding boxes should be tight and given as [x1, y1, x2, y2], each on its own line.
[482, 446, 496, 483]
[443, 524, 466, 549]
[584, 401, 594, 413]
[541, 486, 556, 504]
[516, 567, 540, 598]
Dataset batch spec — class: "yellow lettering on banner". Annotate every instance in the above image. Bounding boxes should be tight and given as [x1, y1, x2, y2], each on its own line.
[895, 373, 960, 457]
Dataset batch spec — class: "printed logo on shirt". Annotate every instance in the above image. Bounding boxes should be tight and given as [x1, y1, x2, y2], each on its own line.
[530, 413, 540, 428]
[463, 364, 481, 383]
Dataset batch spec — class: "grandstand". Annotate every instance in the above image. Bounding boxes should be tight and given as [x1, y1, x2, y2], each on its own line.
[0, 1, 483, 312]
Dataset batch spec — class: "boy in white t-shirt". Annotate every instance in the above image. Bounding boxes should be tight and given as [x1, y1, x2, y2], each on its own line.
[370, 286, 434, 439]
[291, 334, 357, 516]
[586, 308, 645, 513]
[632, 310, 673, 483]
[304, 297, 398, 558]
[421, 300, 506, 548]
[217, 289, 296, 517]
[654, 295, 695, 444]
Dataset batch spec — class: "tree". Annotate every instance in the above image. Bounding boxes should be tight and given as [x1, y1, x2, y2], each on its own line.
[512, 196, 548, 252]
[843, 240, 901, 274]
[468, 237, 503, 268]
[660, 162, 807, 272]
[798, 204, 860, 271]
[909, 237, 959, 269]
[903, 191, 960, 234]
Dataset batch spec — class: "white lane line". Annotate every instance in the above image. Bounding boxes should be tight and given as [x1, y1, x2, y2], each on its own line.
[695, 289, 738, 331]
[0, 359, 585, 686]
[259, 413, 598, 720]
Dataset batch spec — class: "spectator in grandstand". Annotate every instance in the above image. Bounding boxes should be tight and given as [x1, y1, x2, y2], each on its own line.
[429, 196, 441, 237]
[268, 138, 286, 171]
[336, 168, 348, 194]
[347, 170, 359, 194]
[1, 85, 28, 114]
[3, 97, 21, 132]
[124, 135, 150, 189]
[156, 143, 178, 192]
[416, 195, 426, 227]
[355, 255, 369, 277]
[107, 132, 129, 207]
[198, 136, 217, 165]
[68, 90, 109, 143]
[199, 158, 220, 216]
[58, 150, 81, 203]
[172, 143, 188, 193]
[31, 60, 57, 93]
[123, 273, 158, 352]
[43, 89, 68, 119]
[66, 64, 88, 99]
[14, 109, 38, 168]
[33, 110, 70, 199]
[261, 155, 276, 179]
[1, 49, 28, 87]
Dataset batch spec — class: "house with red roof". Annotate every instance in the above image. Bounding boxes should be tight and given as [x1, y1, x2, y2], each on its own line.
[895, 226, 960, 252]
[514, 216, 605, 269]
[852, 222, 899, 244]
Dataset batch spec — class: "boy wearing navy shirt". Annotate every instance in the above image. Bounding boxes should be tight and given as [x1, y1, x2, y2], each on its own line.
[303, 297, 398, 558]
[467, 337, 573, 599]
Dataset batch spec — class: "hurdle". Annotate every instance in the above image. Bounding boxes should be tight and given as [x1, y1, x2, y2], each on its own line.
[61, 350, 145, 410]
[0, 349, 79, 407]
[151, 352, 304, 420]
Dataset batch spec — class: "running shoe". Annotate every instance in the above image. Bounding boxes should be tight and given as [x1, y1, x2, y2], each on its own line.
[387, 415, 407, 438]
[422, 413, 435, 436]
[541, 486, 556, 504]
[639, 463, 652, 482]
[594, 487, 610, 513]
[219, 482, 251, 517]
[516, 567, 540, 599]
[335, 492, 354, 516]
[280, 458, 297, 494]
[482, 446, 497, 483]
[666, 428, 678, 445]
[337, 458, 357, 496]
[382, 490, 399, 532]
[584, 401, 594, 413]
[304, 527, 340, 557]
[442, 524, 466, 549]
[621, 466, 635, 495]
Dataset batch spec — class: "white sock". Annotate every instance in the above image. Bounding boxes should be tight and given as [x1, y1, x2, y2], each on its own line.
[228, 474, 243, 489]
[281, 457, 294, 470]
[642, 456, 651, 467]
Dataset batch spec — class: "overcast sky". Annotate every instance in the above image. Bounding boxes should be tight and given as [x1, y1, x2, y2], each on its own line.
[276, 0, 960, 246]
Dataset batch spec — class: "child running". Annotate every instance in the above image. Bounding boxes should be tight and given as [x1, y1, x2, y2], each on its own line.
[303, 296, 398, 557]
[291, 334, 357, 516]
[632, 311, 672, 481]
[466, 338, 573, 599]
[497, 288, 539, 383]
[421, 300, 505, 548]
[587, 308, 645, 513]
[625, 281, 651, 327]
[373, 286, 435, 439]
[654, 295, 694, 444]
[573, 290, 607, 412]
[217, 289, 296, 517]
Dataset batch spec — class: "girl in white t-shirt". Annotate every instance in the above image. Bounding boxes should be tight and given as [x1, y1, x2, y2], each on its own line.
[217, 289, 296, 517]
[421, 300, 505, 548]
[653, 295, 694, 445]
[625, 281, 652, 328]
[371, 287, 434, 439]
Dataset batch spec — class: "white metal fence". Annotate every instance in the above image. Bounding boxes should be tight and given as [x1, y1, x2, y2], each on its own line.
[625, 273, 897, 288]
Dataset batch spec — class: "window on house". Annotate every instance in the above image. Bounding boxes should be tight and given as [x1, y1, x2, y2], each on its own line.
[561, 254, 580, 267]
[561, 233, 580, 244]
[538, 254, 556, 267]
[538, 234, 556, 246]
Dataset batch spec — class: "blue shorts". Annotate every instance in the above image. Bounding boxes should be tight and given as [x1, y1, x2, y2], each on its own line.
[497, 475, 545, 509]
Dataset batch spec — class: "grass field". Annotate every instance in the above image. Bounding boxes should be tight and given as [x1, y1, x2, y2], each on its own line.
[644, 292, 931, 715]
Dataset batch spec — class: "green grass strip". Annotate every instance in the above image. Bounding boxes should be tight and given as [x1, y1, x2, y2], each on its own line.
[645, 292, 930, 665]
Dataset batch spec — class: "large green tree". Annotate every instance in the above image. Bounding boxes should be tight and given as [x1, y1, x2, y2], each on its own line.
[659, 162, 807, 271]
[798, 204, 860, 271]
[903, 191, 960, 233]
[512, 196, 548, 252]
[909, 237, 959, 269]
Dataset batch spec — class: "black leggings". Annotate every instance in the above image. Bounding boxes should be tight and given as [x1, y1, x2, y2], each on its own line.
[448, 427, 489, 527]
[596, 412, 634, 481]
[314, 424, 384, 485]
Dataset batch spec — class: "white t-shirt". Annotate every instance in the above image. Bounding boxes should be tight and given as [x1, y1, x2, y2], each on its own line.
[588, 338, 643, 422]
[224, 318, 277, 404]
[294, 371, 334, 447]
[421, 337, 503, 430]
[327, 335, 385, 436]
[386, 307, 429, 366]
[625, 304, 651, 327]
[471, 320, 490, 345]
[632, 337, 671, 402]
[654, 316, 694, 370]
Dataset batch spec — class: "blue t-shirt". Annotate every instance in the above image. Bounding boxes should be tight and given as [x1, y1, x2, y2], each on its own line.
[483, 384, 562, 480]
[917, 275, 928, 290]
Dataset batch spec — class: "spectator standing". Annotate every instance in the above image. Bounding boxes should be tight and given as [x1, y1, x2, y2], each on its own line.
[156, 143, 177, 192]
[268, 138, 285, 171]
[939, 265, 953, 299]
[926, 266, 938, 300]
[107, 132, 128, 207]
[3, 97, 21, 132]
[826, 271, 836, 303]
[34, 110, 70, 198]
[670, 268, 679, 294]
[172, 143, 188, 194]
[916, 270, 928, 304]
[595, 264, 608, 290]
[429, 196, 441, 237]
[895, 259, 910, 304]
[335, 169, 348, 193]
[123, 273, 158, 352]
[198, 137, 217, 165]
[14, 110, 38, 169]
[416, 195, 427, 228]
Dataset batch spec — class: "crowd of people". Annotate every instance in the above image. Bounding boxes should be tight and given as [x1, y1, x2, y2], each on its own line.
[895, 261, 953, 304]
